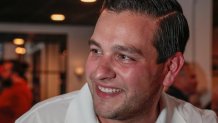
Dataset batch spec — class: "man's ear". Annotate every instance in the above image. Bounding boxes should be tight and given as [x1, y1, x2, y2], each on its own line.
[163, 52, 184, 88]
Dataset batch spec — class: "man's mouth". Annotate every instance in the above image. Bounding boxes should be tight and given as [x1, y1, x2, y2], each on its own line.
[97, 85, 122, 94]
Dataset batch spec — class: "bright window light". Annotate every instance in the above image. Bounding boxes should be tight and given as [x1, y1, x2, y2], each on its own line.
[50, 14, 65, 21]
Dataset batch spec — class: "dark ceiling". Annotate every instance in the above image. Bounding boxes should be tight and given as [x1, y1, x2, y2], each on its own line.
[0, 0, 217, 26]
[0, 0, 103, 26]
[0, 0, 104, 44]
[0, 0, 217, 44]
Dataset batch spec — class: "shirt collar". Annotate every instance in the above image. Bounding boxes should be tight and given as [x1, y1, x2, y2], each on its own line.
[65, 84, 99, 123]
[156, 93, 186, 123]
[65, 84, 186, 123]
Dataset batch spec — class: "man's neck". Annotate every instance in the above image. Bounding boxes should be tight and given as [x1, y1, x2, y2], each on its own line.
[98, 101, 160, 123]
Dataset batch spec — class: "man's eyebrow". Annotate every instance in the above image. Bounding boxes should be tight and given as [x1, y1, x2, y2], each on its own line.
[112, 45, 143, 56]
[88, 40, 143, 56]
[88, 40, 101, 48]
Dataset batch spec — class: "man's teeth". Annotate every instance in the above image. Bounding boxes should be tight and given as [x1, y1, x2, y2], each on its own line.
[98, 86, 121, 93]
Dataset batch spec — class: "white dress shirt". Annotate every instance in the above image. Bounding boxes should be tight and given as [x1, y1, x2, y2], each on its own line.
[16, 83, 218, 123]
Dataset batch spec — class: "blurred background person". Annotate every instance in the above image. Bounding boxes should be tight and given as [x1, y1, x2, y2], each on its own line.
[166, 62, 200, 106]
[0, 60, 33, 123]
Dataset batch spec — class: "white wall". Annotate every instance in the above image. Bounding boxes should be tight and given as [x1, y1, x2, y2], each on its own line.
[67, 28, 92, 91]
[178, 0, 213, 106]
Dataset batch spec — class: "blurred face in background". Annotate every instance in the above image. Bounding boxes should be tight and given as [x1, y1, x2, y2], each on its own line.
[175, 64, 198, 95]
[0, 62, 13, 80]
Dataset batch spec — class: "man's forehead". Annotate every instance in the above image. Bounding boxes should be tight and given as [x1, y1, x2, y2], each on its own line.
[100, 9, 156, 22]
[89, 39, 142, 54]
[96, 10, 157, 40]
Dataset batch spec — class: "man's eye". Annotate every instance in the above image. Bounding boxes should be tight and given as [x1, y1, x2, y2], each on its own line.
[119, 55, 130, 60]
[90, 48, 101, 54]
[117, 54, 135, 62]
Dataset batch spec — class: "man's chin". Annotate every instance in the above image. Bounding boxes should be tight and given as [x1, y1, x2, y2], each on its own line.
[94, 101, 119, 117]
[95, 108, 118, 120]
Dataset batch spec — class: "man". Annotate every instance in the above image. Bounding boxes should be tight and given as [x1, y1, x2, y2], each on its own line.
[16, 0, 218, 123]
[0, 60, 32, 123]
[166, 63, 198, 102]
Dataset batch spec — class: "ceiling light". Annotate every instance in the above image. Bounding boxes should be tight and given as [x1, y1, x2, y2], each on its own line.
[13, 38, 25, 45]
[15, 47, 26, 55]
[50, 14, 65, 21]
[80, 0, 96, 3]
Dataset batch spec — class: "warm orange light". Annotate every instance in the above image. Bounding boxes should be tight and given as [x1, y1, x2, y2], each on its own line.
[15, 47, 26, 55]
[80, 0, 96, 3]
[50, 14, 65, 21]
[75, 67, 84, 76]
[13, 38, 25, 45]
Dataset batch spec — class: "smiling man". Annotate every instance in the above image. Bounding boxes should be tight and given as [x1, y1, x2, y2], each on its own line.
[86, 10, 171, 123]
[16, 0, 218, 123]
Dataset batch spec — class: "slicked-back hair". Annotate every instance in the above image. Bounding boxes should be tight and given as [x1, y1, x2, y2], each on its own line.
[102, 0, 189, 63]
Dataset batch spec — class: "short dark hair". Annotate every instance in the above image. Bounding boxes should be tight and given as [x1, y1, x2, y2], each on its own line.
[102, 0, 189, 63]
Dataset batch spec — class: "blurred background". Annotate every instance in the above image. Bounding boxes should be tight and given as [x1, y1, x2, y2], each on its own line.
[0, 0, 217, 110]
[0, 0, 103, 103]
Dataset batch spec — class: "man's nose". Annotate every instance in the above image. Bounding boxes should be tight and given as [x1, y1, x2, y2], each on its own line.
[93, 57, 116, 81]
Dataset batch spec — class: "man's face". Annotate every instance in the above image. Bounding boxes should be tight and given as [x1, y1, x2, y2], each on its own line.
[85, 10, 167, 120]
